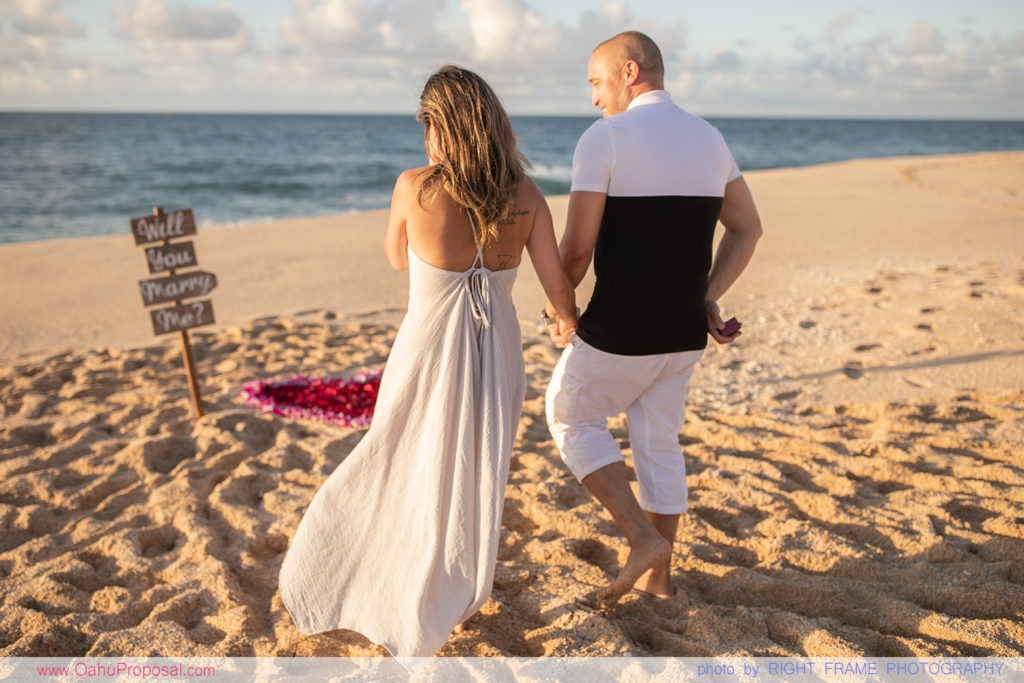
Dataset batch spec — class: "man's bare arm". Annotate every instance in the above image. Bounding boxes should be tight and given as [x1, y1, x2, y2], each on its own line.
[543, 190, 605, 333]
[560, 190, 606, 288]
[706, 176, 762, 342]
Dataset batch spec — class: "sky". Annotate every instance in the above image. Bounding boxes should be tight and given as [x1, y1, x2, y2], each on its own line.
[1, 0, 1022, 118]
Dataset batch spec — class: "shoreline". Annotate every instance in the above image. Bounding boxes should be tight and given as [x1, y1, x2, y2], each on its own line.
[0, 150, 1020, 250]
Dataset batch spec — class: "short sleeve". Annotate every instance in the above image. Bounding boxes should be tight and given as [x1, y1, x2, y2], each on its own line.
[715, 127, 742, 183]
[571, 120, 615, 193]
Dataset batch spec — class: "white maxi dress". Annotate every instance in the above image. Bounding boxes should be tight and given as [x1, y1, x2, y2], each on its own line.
[279, 220, 525, 658]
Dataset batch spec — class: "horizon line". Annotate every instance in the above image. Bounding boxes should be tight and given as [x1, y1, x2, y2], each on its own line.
[2, 109, 1023, 123]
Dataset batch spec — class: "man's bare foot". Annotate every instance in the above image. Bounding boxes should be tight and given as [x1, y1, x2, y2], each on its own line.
[633, 565, 674, 599]
[598, 535, 671, 606]
[452, 622, 466, 634]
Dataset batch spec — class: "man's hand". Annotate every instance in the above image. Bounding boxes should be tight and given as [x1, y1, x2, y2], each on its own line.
[706, 299, 741, 344]
[554, 317, 576, 348]
[545, 316, 576, 348]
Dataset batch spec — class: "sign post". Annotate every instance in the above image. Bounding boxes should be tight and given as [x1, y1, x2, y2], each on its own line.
[131, 207, 217, 419]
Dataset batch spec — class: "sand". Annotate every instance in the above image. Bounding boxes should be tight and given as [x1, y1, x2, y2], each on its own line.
[1, 152, 1022, 658]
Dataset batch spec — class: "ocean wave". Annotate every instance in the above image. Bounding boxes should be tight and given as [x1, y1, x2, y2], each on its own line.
[3, 113, 1023, 244]
[528, 163, 573, 183]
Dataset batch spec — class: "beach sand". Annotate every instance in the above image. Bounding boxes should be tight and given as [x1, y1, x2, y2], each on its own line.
[1, 152, 1022, 657]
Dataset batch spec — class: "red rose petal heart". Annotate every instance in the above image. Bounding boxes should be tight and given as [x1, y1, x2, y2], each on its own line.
[240, 370, 382, 428]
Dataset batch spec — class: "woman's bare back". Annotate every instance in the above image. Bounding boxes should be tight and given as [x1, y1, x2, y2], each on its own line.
[396, 167, 544, 272]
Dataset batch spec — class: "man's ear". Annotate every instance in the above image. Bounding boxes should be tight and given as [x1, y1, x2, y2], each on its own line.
[622, 59, 640, 85]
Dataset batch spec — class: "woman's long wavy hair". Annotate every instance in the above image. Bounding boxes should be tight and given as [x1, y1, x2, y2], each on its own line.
[416, 65, 529, 247]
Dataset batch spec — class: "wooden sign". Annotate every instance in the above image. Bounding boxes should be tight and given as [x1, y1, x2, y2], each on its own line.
[150, 299, 216, 336]
[130, 206, 215, 419]
[145, 241, 198, 274]
[139, 270, 218, 307]
[130, 209, 196, 246]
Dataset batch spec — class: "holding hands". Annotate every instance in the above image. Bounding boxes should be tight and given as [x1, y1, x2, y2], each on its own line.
[542, 306, 578, 348]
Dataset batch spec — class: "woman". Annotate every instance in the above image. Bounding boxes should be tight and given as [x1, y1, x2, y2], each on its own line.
[279, 65, 577, 658]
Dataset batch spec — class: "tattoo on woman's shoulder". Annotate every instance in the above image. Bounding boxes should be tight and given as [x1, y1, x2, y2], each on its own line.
[500, 209, 529, 225]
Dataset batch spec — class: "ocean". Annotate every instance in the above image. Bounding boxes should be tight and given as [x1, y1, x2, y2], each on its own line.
[1, 113, 1022, 245]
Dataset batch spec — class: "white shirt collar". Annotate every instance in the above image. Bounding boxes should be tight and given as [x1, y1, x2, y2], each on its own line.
[627, 90, 672, 111]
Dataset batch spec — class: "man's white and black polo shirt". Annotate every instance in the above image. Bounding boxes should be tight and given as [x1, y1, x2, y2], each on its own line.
[571, 89, 741, 356]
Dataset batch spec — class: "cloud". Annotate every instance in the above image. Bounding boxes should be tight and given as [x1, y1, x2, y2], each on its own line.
[280, 0, 388, 52]
[461, 0, 560, 65]
[267, 0, 687, 113]
[0, 0, 93, 99]
[901, 21, 944, 57]
[2, 0, 84, 37]
[4, 2, 1017, 118]
[115, 0, 252, 59]
[824, 13, 856, 43]
[674, 19, 1024, 118]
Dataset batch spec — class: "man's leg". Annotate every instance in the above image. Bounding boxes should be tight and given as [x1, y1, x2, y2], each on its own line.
[625, 348, 703, 598]
[633, 512, 680, 597]
[581, 462, 672, 605]
[546, 338, 669, 605]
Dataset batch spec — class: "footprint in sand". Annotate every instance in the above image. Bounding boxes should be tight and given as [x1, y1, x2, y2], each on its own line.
[7, 422, 56, 448]
[565, 537, 619, 574]
[138, 436, 196, 475]
[554, 483, 591, 509]
[771, 390, 801, 402]
[245, 534, 288, 561]
[70, 468, 139, 511]
[853, 343, 881, 352]
[214, 472, 276, 510]
[143, 589, 223, 647]
[841, 361, 864, 379]
[968, 279, 995, 299]
[137, 523, 182, 559]
[943, 500, 998, 531]
[212, 412, 278, 453]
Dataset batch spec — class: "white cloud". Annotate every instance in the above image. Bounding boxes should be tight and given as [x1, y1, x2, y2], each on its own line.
[268, 0, 686, 113]
[280, 0, 387, 52]
[115, 0, 252, 59]
[0, 0, 93, 99]
[824, 13, 856, 43]
[449, 1, 685, 111]
[461, 0, 559, 65]
[2, 0, 84, 37]
[2, 3, 1018, 118]
[901, 21, 944, 56]
[672, 19, 1024, 118]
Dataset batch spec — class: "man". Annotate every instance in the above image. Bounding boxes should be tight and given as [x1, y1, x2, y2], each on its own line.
[544, 31, 762, 605]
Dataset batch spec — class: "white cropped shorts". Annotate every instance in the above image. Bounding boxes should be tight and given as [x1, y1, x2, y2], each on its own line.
[545, 334, 703, 514]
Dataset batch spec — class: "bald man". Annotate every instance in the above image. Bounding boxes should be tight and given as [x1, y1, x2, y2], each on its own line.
[544, 31, 762, 605]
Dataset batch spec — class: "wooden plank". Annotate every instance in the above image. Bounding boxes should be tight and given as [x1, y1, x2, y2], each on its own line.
[138, 270, 218, 307]
[149, 299, 215, 335]
[144, 241, 198, 274]
[130, 208, 196, 246]
[179, 330, 205, 418]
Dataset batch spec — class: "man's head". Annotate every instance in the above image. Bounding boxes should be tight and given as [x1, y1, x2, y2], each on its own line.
[587, 31, 665, 118]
